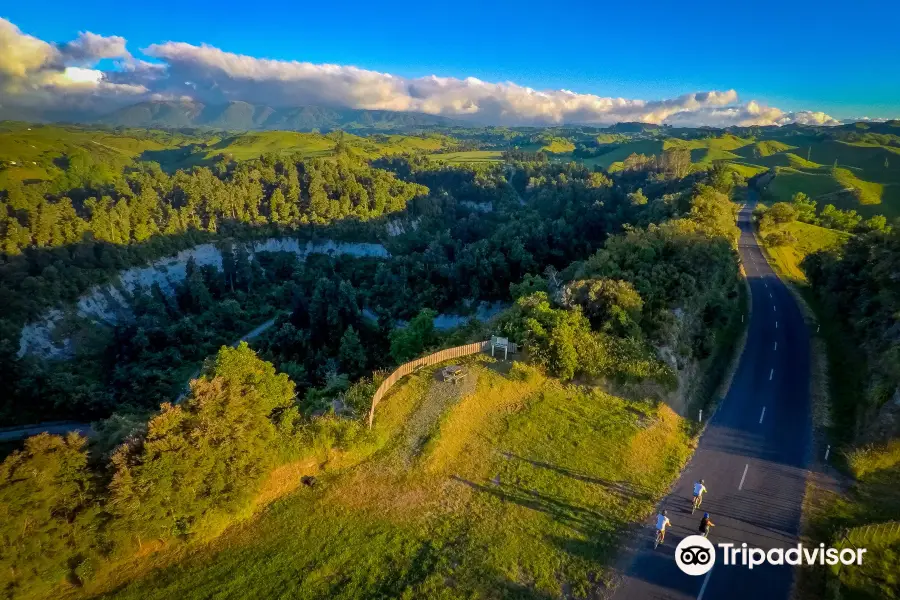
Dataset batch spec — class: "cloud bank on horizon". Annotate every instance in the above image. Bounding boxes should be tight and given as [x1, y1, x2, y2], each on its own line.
[0, 17, 844, 127]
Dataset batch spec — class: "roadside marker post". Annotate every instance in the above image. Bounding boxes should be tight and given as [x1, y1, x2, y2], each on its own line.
[699, 409, 703, 424]
[825, 445, 831, 461]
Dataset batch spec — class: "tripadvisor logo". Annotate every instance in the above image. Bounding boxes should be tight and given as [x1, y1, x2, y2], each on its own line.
[674, 536, 867, 576]
[675, 536, 716, 576]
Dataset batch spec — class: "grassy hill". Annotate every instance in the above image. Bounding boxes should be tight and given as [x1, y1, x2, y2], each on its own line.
[732, 140, 796, 159]
[761, 165, 900, 217]
[752, 152, 821, 169]
[0, 124, 459, 185]
[0, 123, 205, 186]
[725, 162, 769, 179]
[760, 220, 852, 283]
[540, 138, 577, 154]
[736, 138, 900, 216]
[89, 358, 692, 599]
[589, 139, 665, 170]
[765, 167, 845, 201]
[428, 150, 504, 163]
[207, 131, 336, 160]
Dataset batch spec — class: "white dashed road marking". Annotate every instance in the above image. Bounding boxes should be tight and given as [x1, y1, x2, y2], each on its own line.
[697, 568, 713, 600]
[739, 464, 749, 490]
[759, 406, 766, 424]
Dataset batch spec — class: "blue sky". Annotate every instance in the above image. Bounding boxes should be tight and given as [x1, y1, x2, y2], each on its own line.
[3, 0, 899, 121]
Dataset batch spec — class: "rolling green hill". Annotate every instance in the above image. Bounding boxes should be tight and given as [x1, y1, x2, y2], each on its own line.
[732, 140, 796, 159]
[589, 139, 665, 170]
[0, 124, 458, 184]
[0, 123, 206, 186]
[765, 167, 846, 200]
[427, 150, 504, 163]
[540, 138, 577, 153]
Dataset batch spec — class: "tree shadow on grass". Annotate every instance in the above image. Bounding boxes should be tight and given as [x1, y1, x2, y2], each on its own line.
[452, 475, 618, 539]
[500, 452, 653, 502]
[452, 475, 628, 595]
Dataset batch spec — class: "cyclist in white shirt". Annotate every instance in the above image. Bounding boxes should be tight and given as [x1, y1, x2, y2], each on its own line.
[655, 509, 671, 543]
[693, 479, 707, 508]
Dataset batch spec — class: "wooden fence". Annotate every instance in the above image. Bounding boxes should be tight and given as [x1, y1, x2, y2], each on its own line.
[367, 340, 518, 428]
[837, 520, 900, 549]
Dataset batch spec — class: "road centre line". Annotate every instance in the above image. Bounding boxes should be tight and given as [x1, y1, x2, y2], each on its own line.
[769, 368, 774, 380]
[774, 341, 778, 351]
[739, 464, 749, 490]
[759, 406, 766, 424]
[697, 568, 713, 600]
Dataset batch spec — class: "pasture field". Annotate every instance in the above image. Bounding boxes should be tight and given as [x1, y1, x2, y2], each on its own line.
[428, 150, 504, 163]
[760, 220, 851, 283]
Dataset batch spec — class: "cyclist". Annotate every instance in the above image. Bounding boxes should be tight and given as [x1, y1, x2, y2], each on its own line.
[692, 479, 707, 511]
[699, 512, 715, 538]
[654, 509, 671, 545]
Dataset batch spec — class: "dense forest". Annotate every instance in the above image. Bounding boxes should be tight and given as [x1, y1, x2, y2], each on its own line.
[803, 230, 900, 441]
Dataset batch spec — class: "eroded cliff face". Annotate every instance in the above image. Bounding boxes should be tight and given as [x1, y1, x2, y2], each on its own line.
[18, 238, 389, 359]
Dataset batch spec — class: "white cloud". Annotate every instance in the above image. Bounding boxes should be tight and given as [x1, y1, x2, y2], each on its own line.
[63, 66, 103, 84]
[0, 17, 854, 127]
[0, 18, 146, 111]
[59, 31, 131, 64]
[0, 17, 58, 85]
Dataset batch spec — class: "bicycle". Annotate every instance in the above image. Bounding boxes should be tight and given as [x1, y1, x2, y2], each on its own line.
[654, 528, 665, 549]
[691, 494, 702, 514]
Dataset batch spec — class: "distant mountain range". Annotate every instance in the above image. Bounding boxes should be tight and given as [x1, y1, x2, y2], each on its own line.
[2, 100, 898, 134]
[92, 101, 462, 132]
[0, 100, 462, 132]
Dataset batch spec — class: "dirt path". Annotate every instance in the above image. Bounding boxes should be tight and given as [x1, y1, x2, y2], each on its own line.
[401, 370, 477, 462]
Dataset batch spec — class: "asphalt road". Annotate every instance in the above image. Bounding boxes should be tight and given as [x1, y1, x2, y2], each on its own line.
[613, 200, 813, 600]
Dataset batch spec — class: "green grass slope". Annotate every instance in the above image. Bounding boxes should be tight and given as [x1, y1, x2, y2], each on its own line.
[541, 138, 577, 154]
[762, 164, 900, 217]
[832, 167, 885, 206]
[0, 124, 197, 185]
[765, 167, 845, 201]
[591, 139, 665, 170]
[726, 162, 769, 179]
[169, 131, 456, 168]
[94, 360, 692, 599]
[733, 140, 796, 159]
[207, 131, 336, 160]
[760, 221, 851, 283]
[428, 150, 504, 163]
[751, 152, 821, 169]
[804, 141, 900, 183]
[665, 134, 751, 153]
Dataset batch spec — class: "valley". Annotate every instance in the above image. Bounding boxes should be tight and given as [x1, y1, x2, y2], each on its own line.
[1, 114, 898, 600]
